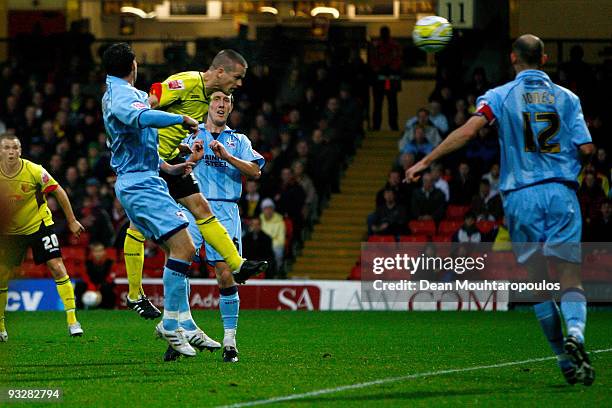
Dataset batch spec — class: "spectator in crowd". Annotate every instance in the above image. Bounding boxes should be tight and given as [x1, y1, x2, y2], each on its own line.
[291, 160, 318, 224]
[242, 218, 276, 279]
[240, 180, 263, 219]
[588, 200, 612, 242]
[399, 108, 442, 150]
[578, 171, 607, 223]
[74, 242, 115, 309]
[401, 127, 434, 161]
[471, 179, 503, 221]
[450, 162, 479, 206]
[403, 100, 450, 136]
[411, 172, 446, 222]
[369, 26, 402, 131]
[397, 152, 416, 175]
[259, 198, 286, 273]
[376, 169, 411, 208]
[274, 167, 306, 244]
[465, 126, 499, 174]
[482, 163, 501, 196]
[452, 212, 481, 243]
[369, 188, 408, 236]
[431, 162, 450, 202]
[79, 196, 114, 247]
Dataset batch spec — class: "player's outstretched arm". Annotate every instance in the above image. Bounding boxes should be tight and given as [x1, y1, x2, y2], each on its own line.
[51, 186, 84, 238]
[160, 160, 194, 177]
[405, 115, 487, 182]
[209, 140, 261, 179]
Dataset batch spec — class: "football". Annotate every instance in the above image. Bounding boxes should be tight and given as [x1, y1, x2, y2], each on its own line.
[412, 15, 453, 52]
[82, 290, 102, 308]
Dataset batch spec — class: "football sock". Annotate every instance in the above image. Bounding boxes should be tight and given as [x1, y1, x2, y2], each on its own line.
[124, 228, 145, 301]
[162, 258, 190, 331]
[220, 286, 239, 346]
[534, 300, 565, 355]
[196, 217, 243, 271]
[55, 277, 77, 325]
[0, 287, 7, 331]
[178, 279, 197, 331]
[560, 288, 587, 344]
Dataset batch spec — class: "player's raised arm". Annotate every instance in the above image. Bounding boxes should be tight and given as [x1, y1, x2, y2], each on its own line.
[405, 115, 487, 182]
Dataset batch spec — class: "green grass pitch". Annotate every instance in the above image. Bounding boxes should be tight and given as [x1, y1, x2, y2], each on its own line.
[1, 310, 611, 407]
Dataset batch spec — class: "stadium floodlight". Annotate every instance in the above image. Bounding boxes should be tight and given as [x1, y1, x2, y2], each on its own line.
[120, 6, 157, 19]
[310, 6, 340, 19]
[259, 6, 278, 15]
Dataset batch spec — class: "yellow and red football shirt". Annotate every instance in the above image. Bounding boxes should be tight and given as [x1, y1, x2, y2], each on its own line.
[0, 159, 58, 235]
[149, 71, 210, 160]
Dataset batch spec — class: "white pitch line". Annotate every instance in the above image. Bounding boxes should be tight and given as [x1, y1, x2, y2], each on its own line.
[220, 348, 612, 408]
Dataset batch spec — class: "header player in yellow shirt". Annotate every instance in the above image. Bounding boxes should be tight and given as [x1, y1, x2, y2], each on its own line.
[121, 49, 268, 320]
[0, 133, 85, 340]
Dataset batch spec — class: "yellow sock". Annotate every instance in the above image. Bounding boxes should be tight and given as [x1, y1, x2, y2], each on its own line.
[196, 216, 242, 271]
[124, 228, 145, 301]
[0, 287, 7, 332]
[55, 277, 77, 325]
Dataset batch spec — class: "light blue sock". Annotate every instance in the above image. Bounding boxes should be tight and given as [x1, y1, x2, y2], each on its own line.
[534, 300, 565, 356]
[219, 286, 239, 330]
[162, 258, 190, 331]
[179, 278, 198, 331]
[560, 288, 587, 344]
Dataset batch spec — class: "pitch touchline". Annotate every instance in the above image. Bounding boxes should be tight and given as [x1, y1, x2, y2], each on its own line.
[219, 348, 612, 408]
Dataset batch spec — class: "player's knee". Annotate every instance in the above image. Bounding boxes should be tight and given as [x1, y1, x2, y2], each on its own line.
[190, 197, 212, 219]
[215, 264, 234, 287]
[47, 258, 67, 279]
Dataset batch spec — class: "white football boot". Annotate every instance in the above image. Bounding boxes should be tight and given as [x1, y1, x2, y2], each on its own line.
[155, 322, 196, 357]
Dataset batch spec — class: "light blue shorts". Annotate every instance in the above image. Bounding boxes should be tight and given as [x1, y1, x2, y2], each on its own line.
[503, 181, 581, 264]
[115, 171, 188, 243]
[185, 200, 242, 265]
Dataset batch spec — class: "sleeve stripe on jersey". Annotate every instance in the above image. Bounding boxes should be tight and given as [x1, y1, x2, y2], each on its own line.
[43, 184, 58, 194]
[475, 103, 495, 124]
[150, 83, 162, 101]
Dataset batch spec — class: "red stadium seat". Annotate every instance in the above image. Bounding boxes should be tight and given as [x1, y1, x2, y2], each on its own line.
[368, 235, 396, 243]
[446, 205, 470, 220]
[114, 263, 127, 278]
[408, 220, 436, 236]
[62, 246, 86, 262]
[68, 232, 90, 247]
[105, 248, 118, 263]
[399, 235, 428, 243]
[476, 220, 496, 234]
[20, 261, 47, 278]
[438, 220, 463, 235]
[432, 234, 453, 242]
[64, 258, 86, 277]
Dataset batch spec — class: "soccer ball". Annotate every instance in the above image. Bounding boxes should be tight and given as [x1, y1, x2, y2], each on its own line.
[412, 16, 453, 53]
[82, 290, 102, 308]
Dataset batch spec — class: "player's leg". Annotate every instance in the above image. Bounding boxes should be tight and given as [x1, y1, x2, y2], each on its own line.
[215, 262, 240, 362]
[179, 193, 267, 283]
[543, 184, 593, 385]
[169, 211, 221, 357]
[115, 174, 196, 356]
[123, 222, 160, 319]
[0, 266, 9, 341]
[504, 186, 573, 379]
[29, 226, 81, 336]
[46, 259, 82, 336]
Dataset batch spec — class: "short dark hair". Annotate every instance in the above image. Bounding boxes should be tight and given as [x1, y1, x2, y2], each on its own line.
[210, 49, 248, 72]
[102, 43, 135, 77]
[512, 34, 544, 67]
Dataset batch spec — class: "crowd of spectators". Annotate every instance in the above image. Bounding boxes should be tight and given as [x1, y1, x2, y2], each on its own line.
[369, 45, 612, 245]
[0, 36, 366, 281]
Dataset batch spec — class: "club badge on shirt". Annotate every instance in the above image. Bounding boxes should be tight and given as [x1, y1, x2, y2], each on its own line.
[168, 80, 185, 90]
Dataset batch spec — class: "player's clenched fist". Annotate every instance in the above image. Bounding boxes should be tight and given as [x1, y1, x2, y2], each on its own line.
[209, 140, 231, 161]
[181, 115, 199, 133]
